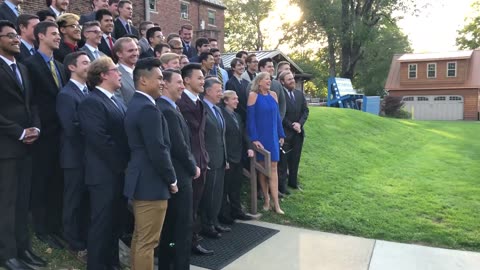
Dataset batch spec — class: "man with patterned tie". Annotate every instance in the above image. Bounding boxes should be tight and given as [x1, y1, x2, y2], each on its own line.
[96, 9, 115, 58]
[79, 21, 106, 61]
[78, 57, 129, 270]
[55, 51, 91, 264]
[210, 48, 228, 90]
[24, 20, 67, 251]
[16, 14, 39, 63]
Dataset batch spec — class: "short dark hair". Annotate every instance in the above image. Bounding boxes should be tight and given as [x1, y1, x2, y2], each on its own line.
[245, 54, 256, 63]
[139, 20, 153, 35]
[204, 77, 221, 92]
[199, 52, 213, 63]
[95, 9, 113, 22]
[118, 0, 132, 9]
[162, 69, 181, 82]
[17, 14, 39, 35]
[82, 20, 101, 39]
[181, 63, 202, 79]
[63, 51, 88, 78]
[235, 50, 248, 58]
[133, 57, 162, 88]
[153, 43, 170, 55]
[230, 58, 243, 69]
[109, 0, 120, 5]
[258, 57, 273, 69]
[146, 26, 162, 44]
[210, 48, 220, 54]
[195, 37, 209, 51]
[36, 9, 56, 21]
[34, 21, 58, 43]
[0, 20, 16, 34]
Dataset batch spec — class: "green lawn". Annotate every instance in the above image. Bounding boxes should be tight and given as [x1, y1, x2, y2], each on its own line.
[262, 107, 480, 251]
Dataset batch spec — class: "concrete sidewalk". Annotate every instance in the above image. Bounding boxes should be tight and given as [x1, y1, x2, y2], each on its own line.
[191, 220, 480, 270]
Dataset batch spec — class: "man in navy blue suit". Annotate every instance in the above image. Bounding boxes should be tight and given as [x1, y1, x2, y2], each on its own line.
[55, 51, 90, 263]
[78, 56, 129, 270]
[124, 58, 178, 270]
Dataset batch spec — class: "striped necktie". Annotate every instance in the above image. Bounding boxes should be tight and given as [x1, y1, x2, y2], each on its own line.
[217, 67, 223, 88]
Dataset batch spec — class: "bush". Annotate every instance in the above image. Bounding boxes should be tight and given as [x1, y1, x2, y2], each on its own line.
[382, 96, 411, 118]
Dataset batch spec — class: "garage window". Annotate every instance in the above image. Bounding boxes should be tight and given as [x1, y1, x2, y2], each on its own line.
[447, 62, 457, 77]
[434, 96, 446, 101]
[417, 97, 429, 101]
[449, 96, 462, 101]
[408, 64, 417, 79]
[403, 97, 414, 101]
[427, 63, 436, 78]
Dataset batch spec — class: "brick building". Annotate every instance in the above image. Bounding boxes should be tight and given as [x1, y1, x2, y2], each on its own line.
[20, 0, 226, 49]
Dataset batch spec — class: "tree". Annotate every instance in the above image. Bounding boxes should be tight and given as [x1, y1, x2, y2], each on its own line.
[456, 1, 480, 49]
[289, 49, 330, 98]
[223, 0, 273, 51]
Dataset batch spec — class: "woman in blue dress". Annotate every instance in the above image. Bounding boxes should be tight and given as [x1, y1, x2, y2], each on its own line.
[247, 72, 286, 215]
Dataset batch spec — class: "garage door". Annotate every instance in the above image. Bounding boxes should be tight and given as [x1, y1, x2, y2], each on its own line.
[402, 95, 464, 120]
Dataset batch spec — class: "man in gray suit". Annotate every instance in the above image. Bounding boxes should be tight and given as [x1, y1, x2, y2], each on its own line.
[113, 37, 139, 105]
[79, 21, 106, 61]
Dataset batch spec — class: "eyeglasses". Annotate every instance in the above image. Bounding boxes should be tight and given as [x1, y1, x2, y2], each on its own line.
[65, 24, 81, 30]
[107, 67, 120, 73]
[172, 47, 183, 50]
[0, 33, 20, 39]
[86, 30, 103, 35]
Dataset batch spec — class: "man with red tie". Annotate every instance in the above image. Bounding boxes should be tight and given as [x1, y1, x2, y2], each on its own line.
[96, 9, 115, 58]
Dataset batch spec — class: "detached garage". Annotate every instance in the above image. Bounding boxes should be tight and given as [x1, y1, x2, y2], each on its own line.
[385, 50, 480, 120]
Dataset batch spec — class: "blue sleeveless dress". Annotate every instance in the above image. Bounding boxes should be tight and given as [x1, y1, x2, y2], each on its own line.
[247, 92, 285, 162]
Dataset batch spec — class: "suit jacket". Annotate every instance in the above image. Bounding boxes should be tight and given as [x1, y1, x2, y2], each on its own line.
[78, 88, 129, 185]
[221, 107, 251, 164]
[241, 70, 255, 83]
[202, 100, 227, 169]
[79, 11, 96, 25]
[99, 35, 115, 58]
[176, 91, 209, 170]
[138, 37, 149, 55]
[182, 41, 196, 59]
[0, 58, 40, 159]
[113, 18, 139, 39]
[139, 48, 154, 59]
[124, 93, 175, 200]
[0, 3, 17, 24]
[283, 89, 309, 140]
[247, 78, 286, 119]
[54, 40, 78, 64]
[225, 76, 249, 123]
[79, 45, 106, 62]
[24, 52, 66, 137]
[157, 98, 196, 189]
[117, 64, 135, 105]
[56, 80, 87, 169]
[16, 42, 35, 64]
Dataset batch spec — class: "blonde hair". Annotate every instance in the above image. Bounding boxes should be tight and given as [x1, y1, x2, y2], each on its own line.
[222, 90, 237, 103]
[250, 72, 270, 93]
[56, 13, 80, 27]
[159, 53, 179, 65]
[87, 56, 115, 87]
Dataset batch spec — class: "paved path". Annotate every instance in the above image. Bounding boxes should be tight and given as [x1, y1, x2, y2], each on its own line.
[191, 220, 480, 270]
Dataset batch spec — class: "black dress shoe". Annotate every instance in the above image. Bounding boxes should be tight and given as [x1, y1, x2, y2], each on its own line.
[233, 213, 253, 221]
[2, 258, 34, 270]
[18, 249, 47, 267]
[215, 225, 231, 233]
[36, 234, 64, 249]
[191, 244, 214, 256]
[200, 227, 222, 239]
[218, 215, 235, 225]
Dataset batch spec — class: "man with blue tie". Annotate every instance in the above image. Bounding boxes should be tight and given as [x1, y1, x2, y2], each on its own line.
[113, 0, 139, 39]
[0, 0, 21, 24]
[79, 21, 106, 61]
[78, 56, 129, 270]
[124, 58, 178, 270]
[55, 51, 90, 263]
[15, 14, 39, 63]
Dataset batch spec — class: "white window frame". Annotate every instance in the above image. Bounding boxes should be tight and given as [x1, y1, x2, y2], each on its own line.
[149, 0, 157, 11]
[427, 63, 436, 78]
[447, 61, 457, 77]
[408, 64, 417, 79]
[180, 1, 190, 20]
[207, 9, 216, 26]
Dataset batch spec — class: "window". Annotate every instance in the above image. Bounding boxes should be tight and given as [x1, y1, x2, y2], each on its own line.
[427, 63, 436, 78]
[408, 64, 417, 79]
[403, 97, 414, 101]
[434, 96, 446, 101]
[149, 0, 156, 11]
[208, 10, 216, 26]
[417, 97, 429, 101]
[447, 62, 456, 77]
[449, 96, 462, 101]
[180, 2, 189, 20]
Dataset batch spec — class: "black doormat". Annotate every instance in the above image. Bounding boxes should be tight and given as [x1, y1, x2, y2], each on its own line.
[190, 222, 279, 270]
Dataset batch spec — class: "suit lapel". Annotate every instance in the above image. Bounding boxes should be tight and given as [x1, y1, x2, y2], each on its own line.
[0, 58, 24, 99]
[119, 65, 135, 91]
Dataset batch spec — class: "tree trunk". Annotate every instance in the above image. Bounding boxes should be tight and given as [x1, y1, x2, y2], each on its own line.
[327, 33, 336, 77]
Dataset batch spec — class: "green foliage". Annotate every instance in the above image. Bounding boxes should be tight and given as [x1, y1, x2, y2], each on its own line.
[456, 1, 480, 49]
[289, 49, 330, 97]
[262, 107, 480, 251]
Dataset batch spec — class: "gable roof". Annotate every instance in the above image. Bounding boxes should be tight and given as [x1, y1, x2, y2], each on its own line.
[397, 50, 473, 62]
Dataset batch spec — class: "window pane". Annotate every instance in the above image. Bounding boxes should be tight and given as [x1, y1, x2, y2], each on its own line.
[149, 0, 156, 10]
[181, 3, 189, 19]
[208, 10, 215, 25]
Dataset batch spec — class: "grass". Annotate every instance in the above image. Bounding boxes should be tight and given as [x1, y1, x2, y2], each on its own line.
[261, 107, 480, 251]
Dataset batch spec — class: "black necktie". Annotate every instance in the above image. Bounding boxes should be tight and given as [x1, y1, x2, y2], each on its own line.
[289, 91, 295, 102]
[29, 48, 35, 55]
[231, 112, 239, 129]
[111, 96, 126, 115]
[10, 63, 23, 89]
[125, 23, 131, 34]
[213, 106, 223, 128]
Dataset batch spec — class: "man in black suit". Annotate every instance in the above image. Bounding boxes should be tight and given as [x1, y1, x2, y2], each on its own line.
[278, 71, 309, 192]
[55, 51, 90, 263]
[225, 57, 250, 123]
[54, 13, 81, 63]
[96, 9, 115, 58]
[139, 26, 163, 59]
[200, 78, 230, 238]
[0, 0, 20, 24]
[0, 19, 47, 270]
[179, 24, 196, 58]
[24, 20, 67, 250]
[79, 0, 109, 25]
[78, 56, 129, 270]
[176, 63, 213, 256]
[188, 37, 210, 63]
[48, 0, 68, 18]
[113, 0, 139, 39]
[15, 14, 39, 63]
[157, 69, 201, 270]
[124, 59, 178, 270]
